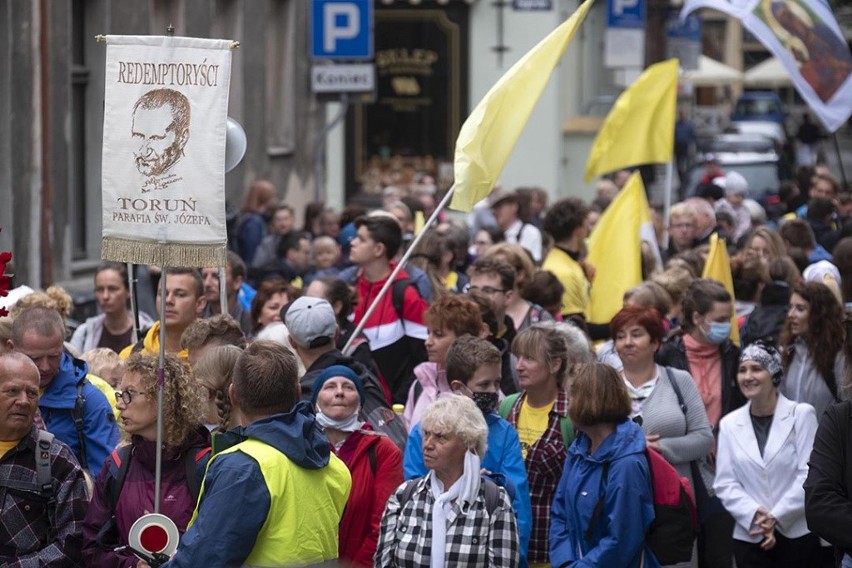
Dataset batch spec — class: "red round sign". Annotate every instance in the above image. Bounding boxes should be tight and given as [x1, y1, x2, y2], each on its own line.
[139, 524, 169, 553]
[129, 513, 179, 556]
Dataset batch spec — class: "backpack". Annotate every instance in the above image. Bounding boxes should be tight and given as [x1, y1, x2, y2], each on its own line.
[95, 443, 212, 548]
[0, 430, 57, 537]
[399, 475, 502, 516]
[498, 393, 575, 448]
[586, 446, 698, 566]
[391, 277, 418, 322]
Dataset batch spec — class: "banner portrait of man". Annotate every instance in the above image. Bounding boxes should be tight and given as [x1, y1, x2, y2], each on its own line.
[132, 88, 191, 190]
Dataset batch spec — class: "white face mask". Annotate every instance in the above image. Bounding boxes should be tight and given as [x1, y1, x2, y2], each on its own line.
[314, 408, 362, 433]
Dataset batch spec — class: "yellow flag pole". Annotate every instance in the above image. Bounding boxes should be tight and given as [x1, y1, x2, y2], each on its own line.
[662, 161, 674, 250]
[341, 184, 457, 355]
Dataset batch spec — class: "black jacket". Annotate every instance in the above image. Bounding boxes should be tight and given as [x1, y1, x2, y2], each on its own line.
[804, 400, 852, 557]
[655, 332, 746, 429]
[741, 281, 791, 347]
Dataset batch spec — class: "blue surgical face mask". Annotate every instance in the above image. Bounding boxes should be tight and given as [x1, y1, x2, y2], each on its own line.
[704, 321, 731, 345]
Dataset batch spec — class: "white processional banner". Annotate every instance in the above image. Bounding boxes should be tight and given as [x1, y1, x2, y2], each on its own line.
[101, 35, 232, 267]
[681, 0, 852, 132]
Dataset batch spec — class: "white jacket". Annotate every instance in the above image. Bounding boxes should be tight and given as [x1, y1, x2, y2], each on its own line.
[714, 393, 817, 542]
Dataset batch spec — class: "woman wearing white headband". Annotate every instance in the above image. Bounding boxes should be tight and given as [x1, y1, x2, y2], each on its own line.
[714, 341, 822, 567]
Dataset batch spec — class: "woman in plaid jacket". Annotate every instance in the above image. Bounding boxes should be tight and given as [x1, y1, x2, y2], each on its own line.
[503, 324, 587, 566]
[375, 395, 519, 567]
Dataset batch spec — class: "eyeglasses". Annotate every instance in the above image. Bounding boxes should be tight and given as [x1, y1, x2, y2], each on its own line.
[467, 285, 507, 296]
[115, 389, 145, 405]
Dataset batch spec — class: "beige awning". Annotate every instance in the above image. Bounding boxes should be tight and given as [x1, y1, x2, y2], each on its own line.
[744, 57, 793, 87]
[681, 55, 744, 86]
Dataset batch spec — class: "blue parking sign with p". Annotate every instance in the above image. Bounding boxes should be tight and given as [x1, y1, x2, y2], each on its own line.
[311, 0, 373, 59]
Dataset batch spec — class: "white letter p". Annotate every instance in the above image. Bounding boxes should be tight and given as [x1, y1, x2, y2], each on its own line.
[324, 3, 360, 53]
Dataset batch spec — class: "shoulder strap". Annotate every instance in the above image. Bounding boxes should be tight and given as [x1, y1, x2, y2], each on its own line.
[822, 363, 840, 401]
[95, 445, 133, 549]
[560, 415, 575, 448]
[35, 430, 55, 495]
[72, 378, 88, 470]
[185, 447, 213, 501]
[367, 443, 377, 476]
[130, 336, 146, 355]
[413, 380, 424, 407]
[36, 430, 57, 539]
[399, 478, 420, 509]
[107, 445, 133, 511]
[665, 366, 687, 416]
[585, 462, 611, 542]
[481, 476, 501, 516]
[498, 393, 520, 419]
[391, 278, 415, 322]
[664, 366, 689, 436]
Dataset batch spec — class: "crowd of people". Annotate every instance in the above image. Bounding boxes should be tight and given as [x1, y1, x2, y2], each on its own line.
[2, 160, 852, 568]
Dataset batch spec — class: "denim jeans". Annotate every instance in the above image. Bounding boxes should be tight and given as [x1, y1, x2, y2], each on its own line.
[842, 553, 852, 568]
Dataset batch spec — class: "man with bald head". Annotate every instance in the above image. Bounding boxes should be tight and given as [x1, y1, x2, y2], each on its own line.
[0, 353, 88, 564]
[8, 307, 119, 474]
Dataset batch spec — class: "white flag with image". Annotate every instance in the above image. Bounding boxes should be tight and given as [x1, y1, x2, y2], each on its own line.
[101, 35, 232, 267]
[681, 0, 852, 132]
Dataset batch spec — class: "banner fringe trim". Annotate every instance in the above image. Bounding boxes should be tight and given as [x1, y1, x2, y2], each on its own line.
[102, 237, 228, 267]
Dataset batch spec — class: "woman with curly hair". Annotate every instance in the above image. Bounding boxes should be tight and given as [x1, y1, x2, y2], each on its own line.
[193, 345, 244, 432]
[779, 281, 846, 420]
[81, 353, 210, 567]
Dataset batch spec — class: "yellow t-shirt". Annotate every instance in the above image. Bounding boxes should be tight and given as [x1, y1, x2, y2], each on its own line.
[443, 271, 459, 292]
[515, 398, 554, 460]
[0, 439, 20, 459]
[542, 247, 589, 316]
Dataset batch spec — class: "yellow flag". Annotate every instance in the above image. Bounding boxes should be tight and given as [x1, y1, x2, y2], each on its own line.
[414, 211, 425, 236]
[701, 233, 741, 346]
[586, 172, 649, 324]
[450, 0, 595, 212]
[584, 58, 678, 182]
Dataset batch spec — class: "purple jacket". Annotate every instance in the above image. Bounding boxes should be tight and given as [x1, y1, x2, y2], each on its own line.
[81, 428, 211, 568]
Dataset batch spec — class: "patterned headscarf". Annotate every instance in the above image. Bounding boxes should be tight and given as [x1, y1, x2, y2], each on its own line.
[740, 342, 783, 386]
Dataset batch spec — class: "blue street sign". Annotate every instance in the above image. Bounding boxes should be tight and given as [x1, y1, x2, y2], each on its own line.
[606, 0, 645, 29]
[310, 0, 373, 60]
